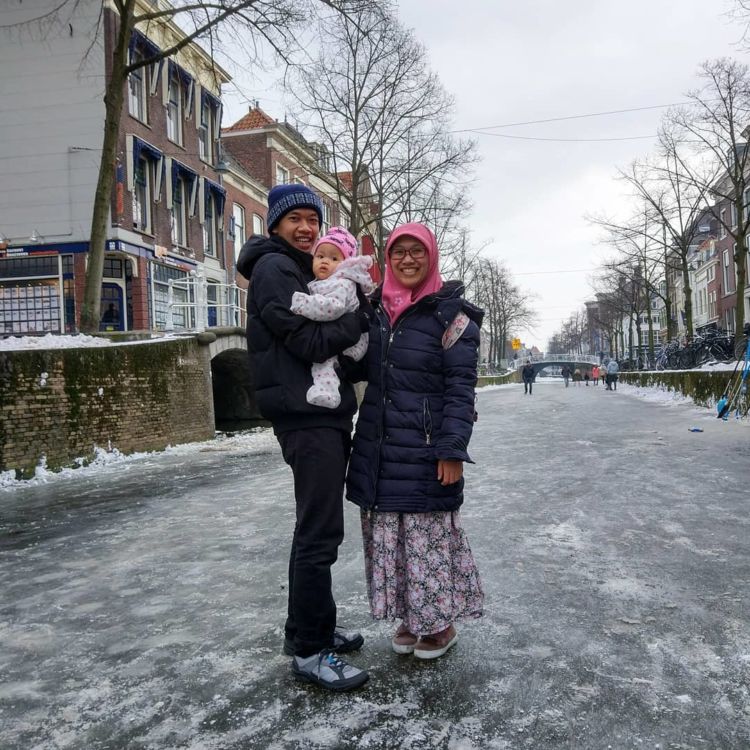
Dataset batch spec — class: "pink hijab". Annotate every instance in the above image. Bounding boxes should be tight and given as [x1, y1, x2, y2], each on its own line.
[381, 223, 444, 325]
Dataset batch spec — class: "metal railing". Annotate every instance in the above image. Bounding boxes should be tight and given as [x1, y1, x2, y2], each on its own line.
[164, 270, 246, 332]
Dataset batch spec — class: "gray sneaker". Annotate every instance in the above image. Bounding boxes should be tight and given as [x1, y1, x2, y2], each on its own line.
[283, 628, 364, 656]
[292, 649, 369, 692]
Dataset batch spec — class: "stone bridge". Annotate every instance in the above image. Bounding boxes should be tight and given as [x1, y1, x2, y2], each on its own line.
[512, 353, 600, 378]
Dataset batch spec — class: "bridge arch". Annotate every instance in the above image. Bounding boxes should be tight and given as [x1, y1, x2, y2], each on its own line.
[198, 330, 262, 428]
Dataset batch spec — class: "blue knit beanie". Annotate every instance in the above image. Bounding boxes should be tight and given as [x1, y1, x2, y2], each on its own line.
[266, 184, 324, 233]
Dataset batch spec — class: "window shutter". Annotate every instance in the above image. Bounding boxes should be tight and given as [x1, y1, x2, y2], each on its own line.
[194, 83, 202, 129]
[198, 177, 206, 224]
[126, 134, 135, 192]
[165, 157, 173, 209]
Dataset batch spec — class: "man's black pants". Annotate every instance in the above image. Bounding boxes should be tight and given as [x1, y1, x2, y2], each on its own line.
[277, 427, 351, 658]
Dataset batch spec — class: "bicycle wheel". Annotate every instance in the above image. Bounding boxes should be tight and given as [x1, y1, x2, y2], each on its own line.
[679, 348, 695, 369]
[667, 352, 680, 369]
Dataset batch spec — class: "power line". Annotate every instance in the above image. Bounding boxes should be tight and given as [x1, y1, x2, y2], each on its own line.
[450, 102, 689, 134]
[513, 268, 592, 276]
[466, 131, 656, 143]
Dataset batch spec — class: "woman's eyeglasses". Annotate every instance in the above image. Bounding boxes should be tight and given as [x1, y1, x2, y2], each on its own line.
[389, 245, 427, 261]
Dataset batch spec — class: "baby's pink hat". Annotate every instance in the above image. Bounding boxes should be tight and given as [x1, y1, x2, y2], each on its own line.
[313, 226, 359, 258]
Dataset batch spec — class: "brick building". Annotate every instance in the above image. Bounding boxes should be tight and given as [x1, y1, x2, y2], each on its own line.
[0, 0, 232, 334]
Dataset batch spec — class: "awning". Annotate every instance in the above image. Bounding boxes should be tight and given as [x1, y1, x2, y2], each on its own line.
[129, 29, 161, 61]
[133, 136, 162, 166]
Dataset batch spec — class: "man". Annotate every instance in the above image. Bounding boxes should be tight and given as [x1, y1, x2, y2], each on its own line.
[236, 184, 369, 692]
[521, 360, 535, 395]
[606, 357, 619, 391]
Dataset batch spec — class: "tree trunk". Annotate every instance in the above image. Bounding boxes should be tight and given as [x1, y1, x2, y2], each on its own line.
[681, 249, 694, 339]
[80, 7, 133, 332]
[663, 231, 674, 340]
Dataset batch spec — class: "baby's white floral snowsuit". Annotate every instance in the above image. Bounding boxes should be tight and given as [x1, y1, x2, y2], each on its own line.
[290, 255, 375, 408]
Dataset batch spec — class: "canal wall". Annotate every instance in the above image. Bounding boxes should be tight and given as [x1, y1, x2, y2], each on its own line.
[618, 368, 749, 410]
[0, 338, 214, 478]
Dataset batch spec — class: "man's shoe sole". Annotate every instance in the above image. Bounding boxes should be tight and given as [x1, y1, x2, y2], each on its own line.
[283, 633, 365, 657]
[291, 665, 370, 692]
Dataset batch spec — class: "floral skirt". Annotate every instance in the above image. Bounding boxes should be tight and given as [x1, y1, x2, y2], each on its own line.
[360, 509, 484, 636]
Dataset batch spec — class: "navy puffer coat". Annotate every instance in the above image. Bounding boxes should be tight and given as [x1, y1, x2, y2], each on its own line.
[346, 281, 483, 513]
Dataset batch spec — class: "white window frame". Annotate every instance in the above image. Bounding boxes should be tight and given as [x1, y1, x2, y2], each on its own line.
[166, 71, 183, 146]
[275, 164, 289, 185]
[128, 51, 147, 123]
[252, 213, 264, 235]
[171, 177, 188, 247]
[232, 203, 246, 246]
[203, 193, 222, 257]
[723, 248, 732, 293]
[199, 97, 213, 163]
[720, 208, 727, 239]
[321, 202, 330, 233]
[132, 156, 153, 234]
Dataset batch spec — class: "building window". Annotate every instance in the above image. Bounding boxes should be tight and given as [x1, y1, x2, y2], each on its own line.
[321, 202, 331, 233]
[132, 156, 153, 234]
[167, 71, 183, 145]
[151, 262, 192, 330]
[171, 177, 188, 247]
[203, 193, 222, 257]
[275, 164, 289, 185]
[128, 51, 147, 123]
[252, 213, 264, 235]
[720, 208, 727, 239]
[723, 248, 735, 294]
[199, 98, 213, 162]
[232, 203, 246, 247]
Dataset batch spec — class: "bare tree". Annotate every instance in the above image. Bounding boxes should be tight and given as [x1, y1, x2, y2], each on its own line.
[668, 58, 750, 344]
[2, 0, 377, 332]
[289, 4, 475, 269]
[469, 258, 536, 364]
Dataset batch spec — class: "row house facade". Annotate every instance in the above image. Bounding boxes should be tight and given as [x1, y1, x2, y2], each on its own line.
[0, 0, 233, 334]
[0, 4, 375, 336]
[220, 106, 380, 291]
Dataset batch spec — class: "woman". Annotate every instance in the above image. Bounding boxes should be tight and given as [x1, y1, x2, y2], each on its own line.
[346, 222, 484, 660]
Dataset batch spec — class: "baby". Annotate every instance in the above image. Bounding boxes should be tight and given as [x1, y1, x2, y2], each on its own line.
[290, 226, 375, 408]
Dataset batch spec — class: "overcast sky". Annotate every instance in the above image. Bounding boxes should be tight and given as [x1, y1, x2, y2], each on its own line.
[221, 0, 744, 350]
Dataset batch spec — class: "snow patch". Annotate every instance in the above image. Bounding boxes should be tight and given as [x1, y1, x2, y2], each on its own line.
[0, 429, 278, 492]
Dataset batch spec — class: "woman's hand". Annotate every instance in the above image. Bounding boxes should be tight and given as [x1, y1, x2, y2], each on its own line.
[437, 459, 463, 486]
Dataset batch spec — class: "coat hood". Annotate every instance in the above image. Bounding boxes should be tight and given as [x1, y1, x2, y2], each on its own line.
[331, 255, 376, 294]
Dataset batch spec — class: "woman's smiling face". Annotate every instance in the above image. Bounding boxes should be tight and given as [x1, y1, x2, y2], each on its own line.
[388, 236, 429, 289]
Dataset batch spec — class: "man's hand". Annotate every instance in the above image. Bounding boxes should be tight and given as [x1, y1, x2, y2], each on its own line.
[437, 459, 463, 486]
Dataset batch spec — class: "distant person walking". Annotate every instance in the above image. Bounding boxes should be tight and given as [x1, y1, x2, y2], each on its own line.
[573, 368, 582, 386]
[591, 364, 600, 386]
[561, 365, 571, 387]
[522, 361, 535, 395]
[606, 358, 619, 391]
[584, 370, 590, 386]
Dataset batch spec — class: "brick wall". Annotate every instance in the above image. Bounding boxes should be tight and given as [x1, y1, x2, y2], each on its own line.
[0, 339, 214, 477]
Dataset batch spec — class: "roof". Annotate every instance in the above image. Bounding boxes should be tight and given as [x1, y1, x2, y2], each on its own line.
[337, 172, 353, 190]
[224, 107, 275, 133]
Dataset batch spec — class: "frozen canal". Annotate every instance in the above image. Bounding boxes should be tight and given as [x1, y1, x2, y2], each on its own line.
[1, 380, 749, 749]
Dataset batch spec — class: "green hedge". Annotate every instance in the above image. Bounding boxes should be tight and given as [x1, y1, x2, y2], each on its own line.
[619, 369, 749, 411]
